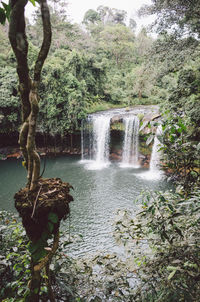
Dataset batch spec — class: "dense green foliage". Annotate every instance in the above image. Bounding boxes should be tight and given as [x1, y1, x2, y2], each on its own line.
[0, 3, 155, 136]
[0, 67, 20, 133]
[0, 2, 199, 140]
[0, 212, 31, 301]
[114, 189, 200, 301]
[0, 1, 200, 301]
[0, 211, 77, 302]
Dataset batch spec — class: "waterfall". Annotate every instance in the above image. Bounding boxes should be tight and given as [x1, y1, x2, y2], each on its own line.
[138, 124, 163, 180]
[81, 119, 84, 161]
[149, 125, 163, 173]
[81, 115, 111, 170]
[80, 117, 93, 162]
[80, 107, 163, 175]
[121, 116, 140, 168]
[93, 116, 111, 166]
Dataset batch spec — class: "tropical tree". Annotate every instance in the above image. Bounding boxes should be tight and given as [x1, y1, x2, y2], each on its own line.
[83, 9, 101, 25]
[99, 24, 135, 67]
[0, 1, 73, 301]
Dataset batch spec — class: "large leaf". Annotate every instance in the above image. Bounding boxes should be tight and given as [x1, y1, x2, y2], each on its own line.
[139, 120, 149, 132]
[48, 212, 58, 224]
[146, 134, 154, 145]
[29, 0, 36, 6]
[0, 7, 6, 24]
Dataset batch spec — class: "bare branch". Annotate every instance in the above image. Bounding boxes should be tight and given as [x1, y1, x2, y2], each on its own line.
[9, 0, 31, 121]
[34, 0, 52, 83]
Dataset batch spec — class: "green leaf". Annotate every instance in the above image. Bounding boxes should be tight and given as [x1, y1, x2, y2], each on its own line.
[178, 120, 186, 132]
[1, 2, 11, 21]
[34, 288, 39, 294]
[29, 0, 36, 6]
[41, 231, 49, 241]
[146, 134, 154, 145]
[167, 265, 178, 271]
[32, 247, 47, 262]
[0, 8, 6, 25]
[168, 270, 176, 280]
[17, 287, 24, 295]
[28, 242, 39, 254]
[139, 120, 149, 132]
[28, 238, 47, 254]
[167, 204, 174, 211]
[48, 212, 58, 224]
[48, 221, 54, 233]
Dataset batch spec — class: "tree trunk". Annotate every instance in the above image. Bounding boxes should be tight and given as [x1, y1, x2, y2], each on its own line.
[9, 0, 51, 190]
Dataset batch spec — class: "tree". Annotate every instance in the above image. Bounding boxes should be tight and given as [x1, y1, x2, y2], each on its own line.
[99, 24, 135, 66]
[1, 1, 73, 301]
[126, 64, 156, 100]
[28, 1, 80, 52]
[96, 5, 112, 24]
[129, 17, 137, 32]
[38, 49, 107, 135]
[139, 0, 200, 37]
[8, 0, 51, 191]
[83, 9, 101, 25]
[111, 8, 127, 25]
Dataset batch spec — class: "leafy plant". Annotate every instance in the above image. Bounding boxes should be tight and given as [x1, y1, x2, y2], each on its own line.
[114, 190, 200, 301]
[0, 212, 30, 301]
[161, 112, 200, 193]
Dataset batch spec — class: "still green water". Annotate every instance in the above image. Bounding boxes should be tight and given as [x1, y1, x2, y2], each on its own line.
[0, 156, 168, 257]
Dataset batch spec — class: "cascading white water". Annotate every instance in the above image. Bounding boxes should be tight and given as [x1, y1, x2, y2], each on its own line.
[138, 124, 163, 180]
[121, 116, 140, 168]
[80, 118, 92, 162]
[93, 116, 111, 165]
[149, 125, 162, 173]
[81, 115, 111, 170]
[81, 119, 84, 161]
[80, 106, 163, 175]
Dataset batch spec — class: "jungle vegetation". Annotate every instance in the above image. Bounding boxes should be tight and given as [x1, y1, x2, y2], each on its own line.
[0, 0, 200, 301]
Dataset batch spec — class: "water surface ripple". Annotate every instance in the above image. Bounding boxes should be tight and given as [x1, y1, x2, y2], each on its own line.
[0, 156, 168, 257]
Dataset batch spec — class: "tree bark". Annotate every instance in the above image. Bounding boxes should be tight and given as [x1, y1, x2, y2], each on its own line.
[9, 0, 51, 190]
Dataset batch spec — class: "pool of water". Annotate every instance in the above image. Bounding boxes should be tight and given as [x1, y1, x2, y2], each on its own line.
[0, 156, 168, 257]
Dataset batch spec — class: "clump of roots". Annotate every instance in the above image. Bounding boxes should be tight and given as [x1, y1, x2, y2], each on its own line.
[14, 177, 73, 242]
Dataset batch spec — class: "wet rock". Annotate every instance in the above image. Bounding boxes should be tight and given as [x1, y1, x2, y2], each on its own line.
[110, 153, 121, 161]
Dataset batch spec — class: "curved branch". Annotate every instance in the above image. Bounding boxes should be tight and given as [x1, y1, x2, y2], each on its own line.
[9, 0, 31, 121]
[19, 120, 29, 168]
[34, 0, 52, 83]
[34, 230, 59, 272]
[27, 82, 40, 190]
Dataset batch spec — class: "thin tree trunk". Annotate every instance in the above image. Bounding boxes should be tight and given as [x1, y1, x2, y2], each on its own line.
[9, 0, 51, 191]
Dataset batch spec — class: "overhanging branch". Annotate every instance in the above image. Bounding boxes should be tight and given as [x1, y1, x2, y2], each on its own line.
[34, 0, 52, 83]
